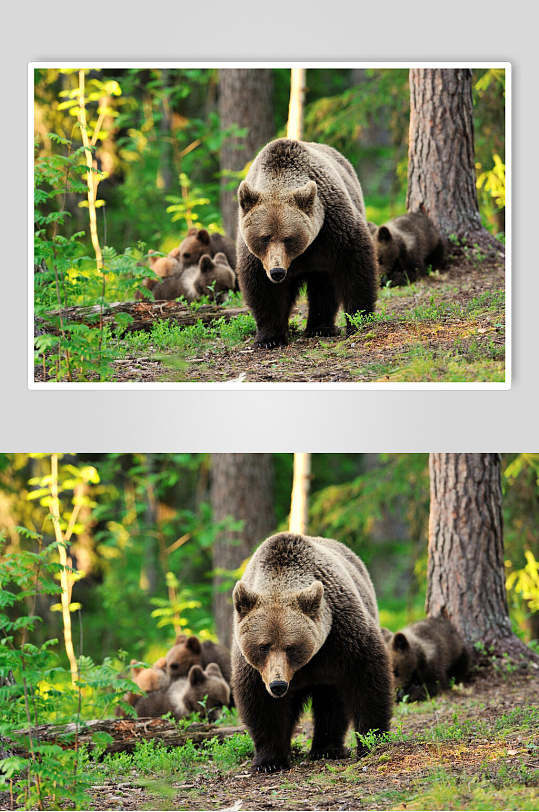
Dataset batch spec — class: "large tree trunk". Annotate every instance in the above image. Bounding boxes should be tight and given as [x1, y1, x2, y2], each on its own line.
[427, 454, 538, 667]
[210, 454, 275, 648]
[407, 69, 503, 256]
[218, 70, 274, 240]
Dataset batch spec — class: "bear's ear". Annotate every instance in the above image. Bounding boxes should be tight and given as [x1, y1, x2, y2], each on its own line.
[198, 229, 211, 245]
[377, 226, 392, 243]
[205, 663, 223, 679]
[187, 227, 198, 236]
[213, 252, 227, 264]
[175, 633, 187, 644]
[186, 636, 202, 654]
[238, 181, 260, 213]
[293, 180, 317, 213]
[296, 580, 324, 617]
[233, 581, 258, 618]
[188, 665, 205, 685]
[393, 632, 409, 651]
[199, 254, 214, 273]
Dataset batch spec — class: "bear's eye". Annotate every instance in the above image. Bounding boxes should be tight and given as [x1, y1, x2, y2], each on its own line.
[258, 644, 270, 655]
[285, 645, 296, 656]
[183, 252, 191, 259]
[260, 236, 271, 245]
[393, 668, 399, 678]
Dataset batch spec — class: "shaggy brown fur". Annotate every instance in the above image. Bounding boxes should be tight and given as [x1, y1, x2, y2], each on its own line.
[232, 533, 392, 773]
[116, 659, 170, 714]
[388, 617, 469, 701]
[181, 663, 230, 721]
[372, 212, 446, 286]
[133, 663, 230, 721]
[151, 268, 198, 301]
[178, 228, 236, 272]
[147, 250, 182, 279]
[236, 139, 377, 348]
[166, 634, 232, 685]
[196, 253, 236, 302]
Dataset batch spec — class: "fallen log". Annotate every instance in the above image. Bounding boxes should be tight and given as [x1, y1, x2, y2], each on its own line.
[36, 301, 250, 335]
[10, 718, 246, 756]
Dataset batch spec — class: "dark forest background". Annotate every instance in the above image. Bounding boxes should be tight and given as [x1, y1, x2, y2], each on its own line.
[1, 453, 535, 668]
[34, 68, 505, 275]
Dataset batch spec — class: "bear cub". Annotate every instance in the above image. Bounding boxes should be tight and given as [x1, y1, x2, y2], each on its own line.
[166, 634, 232, 685]
[387, 616, 469, 702]
[236, 138, 377, 348]
[372, 212, 446, 287]
[178, 228, 236, 273]
[150, 253, 235, 303]
[232, 532, 392, 773]
[134, 662, 230, 722]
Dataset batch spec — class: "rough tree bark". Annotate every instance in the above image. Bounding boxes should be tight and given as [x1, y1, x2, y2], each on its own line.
[218, 70, 274, 240]
[210, 454, 275, 648]
[407, 69, 503, 256]
[427, 453, 538, 667]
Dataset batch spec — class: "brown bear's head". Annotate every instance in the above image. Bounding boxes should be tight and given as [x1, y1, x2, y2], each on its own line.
[373, 226, 406, 286]
[237, 179, 322, 284]
[147, 252, 181, 279]
[165, 634, 203, 680]
[195, 253, 236, 302]
[120, 659, 169, 711]
[232, 580, 327, 699]
[178, 228, 212, 270]
[182, 663, 230, 722]
[389, 632, 418, 692]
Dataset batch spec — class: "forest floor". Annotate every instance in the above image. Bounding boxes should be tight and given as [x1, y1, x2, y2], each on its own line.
[34, 252, 506, 384]
[85, 668, 538, 812]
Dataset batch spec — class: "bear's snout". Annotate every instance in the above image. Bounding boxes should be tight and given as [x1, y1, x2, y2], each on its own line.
[269, 267, 287, 283]
[269, 679, 289, 698]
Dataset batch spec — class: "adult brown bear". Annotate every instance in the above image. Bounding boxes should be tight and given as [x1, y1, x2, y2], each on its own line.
[236, 139, 377, 348]
[231, 533, 392, 773]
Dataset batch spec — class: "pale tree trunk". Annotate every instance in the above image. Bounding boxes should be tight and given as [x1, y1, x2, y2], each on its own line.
[218, 69, 274, 240]
[287, 68, 306, 140]
[407, 69, 503, 257]
[427, 453, 538, 667]
[211, 454, 275, 647]
[49, 454, 79, 686]
[289, 453, 311, 534]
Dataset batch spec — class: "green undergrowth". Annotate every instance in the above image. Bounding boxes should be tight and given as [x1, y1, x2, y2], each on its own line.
[86, 731, 254, 791]
[118, 313, 256, 357]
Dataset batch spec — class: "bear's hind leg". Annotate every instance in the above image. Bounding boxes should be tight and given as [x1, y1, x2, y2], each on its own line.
[305, 274, 340, 337]
[310, 686, 350, 760]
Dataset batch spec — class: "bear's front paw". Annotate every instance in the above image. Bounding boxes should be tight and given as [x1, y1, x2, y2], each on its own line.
[309, 745, 350, 761]
[304, 325, 340, 338]
[254, 334, 288, 349]
[252, 757, 290, 774]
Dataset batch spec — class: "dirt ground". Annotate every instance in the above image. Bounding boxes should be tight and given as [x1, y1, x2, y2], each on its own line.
[121, 257, 505, 384]
[34, 256, 505, 384]
[87, 669, 538, 811]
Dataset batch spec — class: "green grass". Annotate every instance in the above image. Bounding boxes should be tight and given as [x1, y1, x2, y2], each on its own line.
[402, 764, 539, 811]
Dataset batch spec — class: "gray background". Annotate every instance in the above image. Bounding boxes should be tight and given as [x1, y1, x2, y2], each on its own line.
[3, 0, 536, 452]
